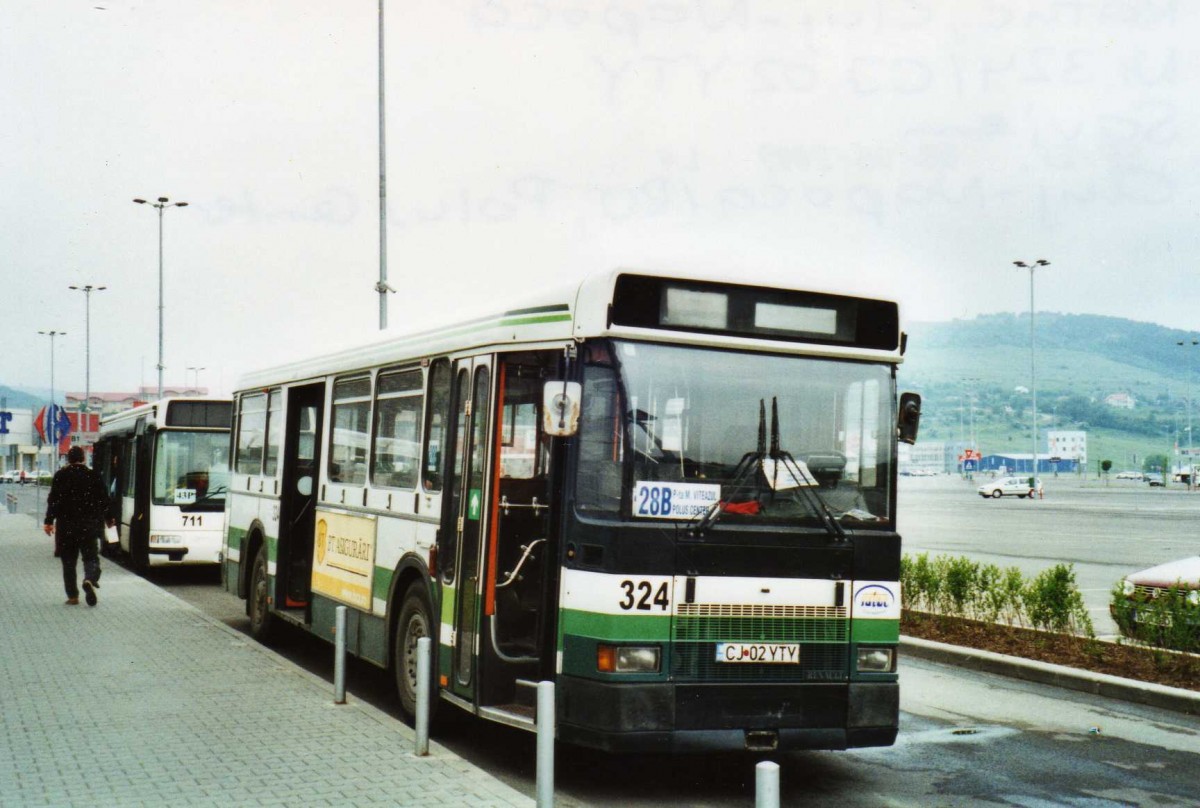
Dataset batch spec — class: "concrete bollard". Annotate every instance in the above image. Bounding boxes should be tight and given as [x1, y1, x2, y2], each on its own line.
[334, 605, 347, 704]
[415, 636, 431, 756]
[755, 761, 780, 808]
[536, 681, 555, 808]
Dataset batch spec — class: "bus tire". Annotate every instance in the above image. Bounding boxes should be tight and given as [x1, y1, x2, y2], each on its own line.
[394, 585, 438, 722]
[248, 546, 277, 644]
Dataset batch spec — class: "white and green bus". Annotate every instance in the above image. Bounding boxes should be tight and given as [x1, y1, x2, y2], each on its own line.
[94, 398, 232, 570]
[222, 268, 920, 753]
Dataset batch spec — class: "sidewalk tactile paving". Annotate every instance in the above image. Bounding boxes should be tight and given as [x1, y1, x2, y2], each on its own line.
[0, 514, 532, 807]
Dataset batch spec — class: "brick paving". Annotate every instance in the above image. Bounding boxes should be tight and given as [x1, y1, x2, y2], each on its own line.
[0, 514, 531, 807]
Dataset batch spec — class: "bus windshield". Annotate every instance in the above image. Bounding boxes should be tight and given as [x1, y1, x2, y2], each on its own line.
[153, 430, 231, 509]
[576, 340, 894, 526]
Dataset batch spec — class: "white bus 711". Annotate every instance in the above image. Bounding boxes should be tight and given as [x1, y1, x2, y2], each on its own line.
[93, 398, 232, 570]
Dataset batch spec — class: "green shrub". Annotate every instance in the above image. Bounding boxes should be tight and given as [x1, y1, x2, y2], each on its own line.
[1022, 564, 1094, 638]
[900, 553, 1094, 638]
[940, 556, 979, 618]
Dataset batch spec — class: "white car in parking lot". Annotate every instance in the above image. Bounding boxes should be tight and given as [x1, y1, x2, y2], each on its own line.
[1, 470, 24, 484]
[977, 476, 1043, 499]
[1115, 471, 1146, 481]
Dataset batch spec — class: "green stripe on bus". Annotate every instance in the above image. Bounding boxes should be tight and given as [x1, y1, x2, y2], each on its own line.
[500, 314, 573, 327]
[851, 619, 899, 643]
[372, 566, 393, 603]
[560, 608, 671, 641]
[227, 526, 246, 552]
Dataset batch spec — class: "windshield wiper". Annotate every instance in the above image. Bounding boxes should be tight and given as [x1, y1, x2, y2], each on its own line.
[764, 398, 846, 542]
[692, 398, 847, 541]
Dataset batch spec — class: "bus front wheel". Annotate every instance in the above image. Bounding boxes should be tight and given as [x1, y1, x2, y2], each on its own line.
[248, 546, 277, 644]
[394, 586, 437, 722]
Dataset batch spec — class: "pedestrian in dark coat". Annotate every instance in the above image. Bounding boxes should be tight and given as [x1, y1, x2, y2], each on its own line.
[43, 446, 113, 606]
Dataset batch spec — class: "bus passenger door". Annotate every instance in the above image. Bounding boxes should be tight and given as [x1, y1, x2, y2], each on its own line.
[278, 383, 324, 609]
[487, 361, 553, 664]
[442, 357, 493, 700]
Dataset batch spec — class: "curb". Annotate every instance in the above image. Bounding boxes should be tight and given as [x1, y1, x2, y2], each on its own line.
[901, 635, 1200, 717]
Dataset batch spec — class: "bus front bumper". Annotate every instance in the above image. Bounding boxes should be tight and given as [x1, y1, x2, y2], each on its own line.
[556, 678, 898, 753]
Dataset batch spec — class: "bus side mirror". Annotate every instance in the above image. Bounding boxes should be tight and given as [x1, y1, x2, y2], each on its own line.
[543, 382, 582, 437]
[897, 392, 921, 445]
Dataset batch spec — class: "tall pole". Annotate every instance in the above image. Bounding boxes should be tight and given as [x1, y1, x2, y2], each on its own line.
[69, 285, 106, 416]
[376, 0, 390, 329]
[1015, 260, 1050, 478]
[134, 197, 189, 401]
[38, 330, 66, 465]
[1178, 339, 1198, 490]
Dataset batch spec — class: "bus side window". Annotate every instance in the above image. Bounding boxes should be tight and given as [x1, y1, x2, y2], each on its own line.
[372, 369, 423, 489]
[330, 376, 372, 486]
[264, 390, 282, 477]
[422, 359, 452, 492]
[235, 394, 266, 475]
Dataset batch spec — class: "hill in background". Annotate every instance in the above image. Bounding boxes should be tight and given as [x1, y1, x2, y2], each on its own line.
[898, 313, 1197, 472]
[0, 386, 47, 411]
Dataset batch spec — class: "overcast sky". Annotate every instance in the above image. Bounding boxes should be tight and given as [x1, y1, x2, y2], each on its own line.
[3, 1, 1198, 398]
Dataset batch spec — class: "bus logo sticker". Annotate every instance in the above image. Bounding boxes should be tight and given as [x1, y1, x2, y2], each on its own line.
[854, 584, 896, 616]
[316, 519, 328, 567]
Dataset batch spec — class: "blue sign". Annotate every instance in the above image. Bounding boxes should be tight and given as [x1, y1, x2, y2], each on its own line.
[0, 411, 11, 434]
[48, 405, 71, 444]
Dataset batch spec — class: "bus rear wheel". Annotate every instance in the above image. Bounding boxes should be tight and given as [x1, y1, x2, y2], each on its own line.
[394, 586, 437, 722]
[248, 546, 277, 644]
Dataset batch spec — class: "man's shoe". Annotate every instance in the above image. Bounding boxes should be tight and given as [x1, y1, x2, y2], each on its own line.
[65, 597, 80, 606]
[82, 580, 97, 607]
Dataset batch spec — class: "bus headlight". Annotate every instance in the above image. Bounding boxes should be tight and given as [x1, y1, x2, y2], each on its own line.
[597, 644, 661, 674]
[1121, 579, 1136, 597]
[856, 647, 895, 673]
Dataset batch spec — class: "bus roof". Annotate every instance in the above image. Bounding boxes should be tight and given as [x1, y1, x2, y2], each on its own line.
[236, 267, 905, 392]
[99, 397, 233, 435]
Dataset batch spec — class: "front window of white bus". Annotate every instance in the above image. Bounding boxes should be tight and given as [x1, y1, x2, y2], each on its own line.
[152, 431, 231, 511]
[576, 340, 895, 529]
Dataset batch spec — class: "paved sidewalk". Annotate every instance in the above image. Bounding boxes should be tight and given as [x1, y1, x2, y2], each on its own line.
[0, 514, 532, 808]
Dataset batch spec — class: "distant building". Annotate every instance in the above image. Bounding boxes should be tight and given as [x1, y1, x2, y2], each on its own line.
[899, 441, 947, 474]
[981, 453, 1078, 475]
[1047, 430, 1088, 464]
[65, 386, 208, 418]
[1104, 392, 1136, 410]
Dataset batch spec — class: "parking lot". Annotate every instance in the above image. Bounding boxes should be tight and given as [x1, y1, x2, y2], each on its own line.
[899, 473, 1200, 636]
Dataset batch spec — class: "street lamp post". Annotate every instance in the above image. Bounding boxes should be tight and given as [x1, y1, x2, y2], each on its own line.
[186, 366, 205, 394]
[133, 196, 189, 400]
[37, 330, 66, 471]
[1014, 260, 1050, 479]
[1178, 338, 1198, 490]
[68, 284, 106, 416]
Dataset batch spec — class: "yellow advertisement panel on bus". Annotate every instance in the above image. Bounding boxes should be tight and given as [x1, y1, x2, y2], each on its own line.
[311, 508, 377, 610]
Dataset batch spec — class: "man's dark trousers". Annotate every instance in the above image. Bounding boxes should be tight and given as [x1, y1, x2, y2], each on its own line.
[57, 518, 101, 599]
